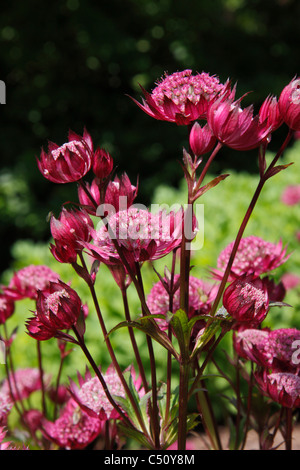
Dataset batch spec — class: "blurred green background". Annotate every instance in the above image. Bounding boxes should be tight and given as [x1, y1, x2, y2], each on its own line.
[0, 0, 299, 273]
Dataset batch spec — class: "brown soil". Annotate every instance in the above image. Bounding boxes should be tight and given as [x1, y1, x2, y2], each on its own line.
[189, 424, 300, 450]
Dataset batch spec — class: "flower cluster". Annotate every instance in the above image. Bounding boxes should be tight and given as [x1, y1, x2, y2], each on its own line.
[0, 68, 299, 451]
[234, 327, 300, 409]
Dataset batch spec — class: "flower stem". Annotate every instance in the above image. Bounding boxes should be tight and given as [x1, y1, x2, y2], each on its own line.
[177, 360, 190, 450]
[77, 253, 149, 439]
[135, 262, 161, 449]
[285, 407, 293, 450]
[71, 325, 134, 429]
[121, 286, 149, 393]
[210, 129, 294, 317]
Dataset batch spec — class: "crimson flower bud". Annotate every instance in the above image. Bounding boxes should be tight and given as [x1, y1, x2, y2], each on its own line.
[278, 77, 300, 130]
[189, 122, 216, 156]
[223, 274, 269, 327]
[26, 281, 83, 340]
[259, 95, 283, 137]
[50, 207, 94, 263]
[103, 173, 138, 212]
[207, 96, 271, 150]
[92, 148, 113, 179]
[37, 128, 93, 183]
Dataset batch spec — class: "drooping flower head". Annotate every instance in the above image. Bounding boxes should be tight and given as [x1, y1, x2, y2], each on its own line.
[50, 207, 94, 264]
[255, 370, 300, 409]
[213, 236, 289, 282]
[131, 69, 230, 125]
[223, 274, 269, 327]
[278, 77, 300, 131]
[26, 281, 83, 341]
[5, 265, 60, 301]
[207, 95, 272, 151]
[233, 328, 270, 363]
[85, 207, 190, 271]
[42, 397, 102, 450]
[37, 128, 93, 183]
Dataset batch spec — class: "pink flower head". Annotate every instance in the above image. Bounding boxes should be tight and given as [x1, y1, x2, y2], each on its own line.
[233, 328, 270, 363]
[223, 274, 269, 327]
[255, 370, 300, 408]
[42, 398, 102, 449]
[0, 392, 13, 426]
[26, 280, 83, 340]
[50, 207, 94, 263]
[281, 272, 300, 290]
[69, 365, 143, 421]
[281, 185, 300, 206]
[207, 96, 271, 151]
[189, 122, 217, 156]
[263, 328, 300, 373]
[86, 207, 189, 270]
[37, 128, 93, 183]
[0, 426, 27, 450]
[1, 368, 51, 401]
[146, 274, 217, 330]
[0, 292, 15, 325]
[214, 236, 289, 281]
[278, 77, 300, 131]
[92, 148, 113, 180]
[259, 95, 283, 138]
[131, 69, 230, 125]
[5, 265, 60, 301]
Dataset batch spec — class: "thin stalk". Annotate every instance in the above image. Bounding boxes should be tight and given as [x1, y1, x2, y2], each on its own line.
[177, 360, 190, 450]
[36, 341, 47, 417]
[179, 201, 193, 313]
[193, 142, 223, 193]
[53, 353, 65, 421]
[189, 328, 228, 398]
[240, 361, 255, 450]
[121, 286, 149, 392]
[164, 249, 177, 426]
[71, 325, 134, 430]
[77, 253, 148, 437]
[135, 262, 161, 449]
[285, 407, 293, 450]
[209, 129, 294, 317]
[234, 351, 241, 450]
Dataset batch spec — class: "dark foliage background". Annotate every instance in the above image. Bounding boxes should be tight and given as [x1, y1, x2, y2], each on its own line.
[0, 0, 299, 272]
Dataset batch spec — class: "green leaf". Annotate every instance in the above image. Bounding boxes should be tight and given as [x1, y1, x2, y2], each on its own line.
[168, 309, 190, 361]
[107, 318, 179, 360]
[190, 314, 228, 360]
[117, 421, 154, 450]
